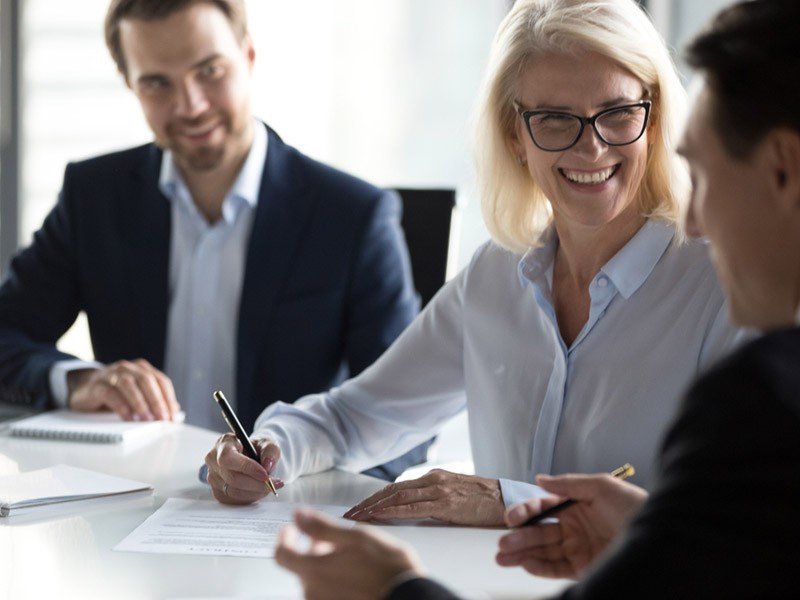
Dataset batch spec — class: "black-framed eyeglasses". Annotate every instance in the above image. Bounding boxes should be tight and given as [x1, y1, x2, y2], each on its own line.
[514, 100, 652, 152]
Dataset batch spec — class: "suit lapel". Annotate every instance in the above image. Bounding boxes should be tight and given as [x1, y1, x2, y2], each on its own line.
[114, 131, 313, 423]
[237, 126, 316, 427]
[119, 145, 171, 368]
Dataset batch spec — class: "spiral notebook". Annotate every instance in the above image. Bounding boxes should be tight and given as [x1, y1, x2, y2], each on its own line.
[8, 409, 181, 444]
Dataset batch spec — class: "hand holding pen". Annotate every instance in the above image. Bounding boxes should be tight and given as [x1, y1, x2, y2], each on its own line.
[204, 390, 284, 505]
[496, 465, 648, 579]
[516, 463, 635, 527]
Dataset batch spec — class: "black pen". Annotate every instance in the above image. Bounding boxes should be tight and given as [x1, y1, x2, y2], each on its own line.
[517, 463, 635, 527]
[213, 390, 278, 496]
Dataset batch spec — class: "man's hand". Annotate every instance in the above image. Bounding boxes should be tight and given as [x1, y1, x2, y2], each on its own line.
[276, 508, 424, 599]
[496, 473, 648, 579]
[343, 469, 505, 526]
[68, 359, 180, 421]
[204, 433, 284, 505]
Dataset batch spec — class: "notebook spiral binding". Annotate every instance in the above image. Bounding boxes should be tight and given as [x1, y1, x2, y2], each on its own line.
[10, 428, 121, 443]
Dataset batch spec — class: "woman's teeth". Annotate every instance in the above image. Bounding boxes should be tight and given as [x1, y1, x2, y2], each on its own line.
[561, 165, 617, 184]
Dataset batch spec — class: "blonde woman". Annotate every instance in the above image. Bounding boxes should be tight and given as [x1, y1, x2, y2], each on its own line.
[205, 0, 745, 526]
[277, 1, 800, 598]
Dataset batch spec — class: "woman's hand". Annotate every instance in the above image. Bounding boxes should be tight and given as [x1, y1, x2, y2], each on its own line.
[343, 469, 505, 526]
[204, 433, 284, 505]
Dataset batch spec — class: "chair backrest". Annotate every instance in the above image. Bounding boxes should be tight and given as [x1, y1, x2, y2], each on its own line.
[395, 188, 456, 308]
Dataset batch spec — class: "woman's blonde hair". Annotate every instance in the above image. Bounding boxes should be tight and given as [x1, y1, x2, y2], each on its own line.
[474, 0, 689, 253]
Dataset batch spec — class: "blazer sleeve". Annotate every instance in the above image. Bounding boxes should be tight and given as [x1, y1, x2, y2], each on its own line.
[343, 189, 419, 375]
[386, 577, 463, 600]
[0, 166, 83, 408]
[557, 336, 800, 599]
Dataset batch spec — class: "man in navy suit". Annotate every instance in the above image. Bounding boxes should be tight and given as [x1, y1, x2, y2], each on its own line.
[0, 0, 426, 480]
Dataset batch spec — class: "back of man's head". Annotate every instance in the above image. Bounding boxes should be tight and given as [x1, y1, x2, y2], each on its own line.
[105, 0, 248, 77]
[685, 0, 800, 159]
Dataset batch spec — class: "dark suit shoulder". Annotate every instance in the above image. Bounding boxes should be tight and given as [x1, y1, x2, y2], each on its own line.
[65, 142, 157, 180]
[687, 326, 800, 420]
[659, 327, 800, 472]
[268, 130, 391, 212]
[56, 143, 163, 224]
[558, 326, 800, 599]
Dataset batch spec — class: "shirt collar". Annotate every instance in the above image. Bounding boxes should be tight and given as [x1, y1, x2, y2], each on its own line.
[227, 119, 267, 210]
[517, 218, 675, 299]
[158, 118, 267, 219]
[518, 225, 558, 289]
[600, 219, 675, 299]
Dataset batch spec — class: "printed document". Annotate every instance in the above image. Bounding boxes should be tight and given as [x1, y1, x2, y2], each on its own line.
[114, 498, 351, 558]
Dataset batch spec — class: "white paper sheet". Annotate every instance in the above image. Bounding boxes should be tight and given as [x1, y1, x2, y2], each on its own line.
[114, 498, 351, 558]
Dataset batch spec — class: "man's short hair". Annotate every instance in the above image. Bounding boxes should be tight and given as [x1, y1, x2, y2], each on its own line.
[685, 0, 800, 158]
[105, 0, 248, 77]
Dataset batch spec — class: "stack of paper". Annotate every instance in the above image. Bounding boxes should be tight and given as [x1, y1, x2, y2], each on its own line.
[0, 464, 153, 517]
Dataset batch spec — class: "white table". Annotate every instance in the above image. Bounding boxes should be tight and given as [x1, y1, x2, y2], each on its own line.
[0, 424, 571, 599]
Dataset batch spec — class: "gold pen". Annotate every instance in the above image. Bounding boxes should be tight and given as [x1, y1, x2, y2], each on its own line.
[610, 463, 635, 480]
[213, 390, 278, 496]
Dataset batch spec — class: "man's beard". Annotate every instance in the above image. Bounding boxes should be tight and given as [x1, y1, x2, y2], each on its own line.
[177, 144, 226, 171]
[161, 114, 238, 172]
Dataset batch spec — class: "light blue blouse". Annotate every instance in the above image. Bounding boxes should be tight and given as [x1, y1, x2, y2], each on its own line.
[254, 219, 748, 506]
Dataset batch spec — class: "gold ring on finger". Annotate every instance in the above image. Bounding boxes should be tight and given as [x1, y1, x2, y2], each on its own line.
[108, 373, 120, 387]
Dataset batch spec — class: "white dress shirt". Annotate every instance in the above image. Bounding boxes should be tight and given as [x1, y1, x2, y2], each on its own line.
[253, 219, 749, 506]
[50, 121, 267, 432]
[160, 121, 266, 430]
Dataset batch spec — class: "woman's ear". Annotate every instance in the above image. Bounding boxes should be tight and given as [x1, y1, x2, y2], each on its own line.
[646, 103, 659, 146]
[508, 121, 528, 166]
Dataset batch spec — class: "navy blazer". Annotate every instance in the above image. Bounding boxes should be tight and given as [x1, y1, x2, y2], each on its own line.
[0, 124, 427, 479]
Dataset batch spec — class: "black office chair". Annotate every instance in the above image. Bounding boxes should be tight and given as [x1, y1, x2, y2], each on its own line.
[395, 188, 457, 308]
[359, 188, 456, 482]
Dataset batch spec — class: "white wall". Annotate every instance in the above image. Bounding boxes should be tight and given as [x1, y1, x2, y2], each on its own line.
[647, 0, 739, 82]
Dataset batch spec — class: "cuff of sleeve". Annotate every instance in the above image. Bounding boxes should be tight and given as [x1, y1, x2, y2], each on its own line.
[498, 478, 551, 508]
[383, 571, 427, 599]
[385, 575, 457, 600]
[48, 359, 103, 407]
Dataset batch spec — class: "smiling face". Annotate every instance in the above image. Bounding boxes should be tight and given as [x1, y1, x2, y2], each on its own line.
[119, 2, 254, 173]
[680, 81, 800, 329]
[511, 51, 651, 234]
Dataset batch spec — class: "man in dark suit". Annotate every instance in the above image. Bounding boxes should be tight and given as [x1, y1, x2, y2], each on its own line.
[0, 0, 427, 481]
[273, 0, 800, 596]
